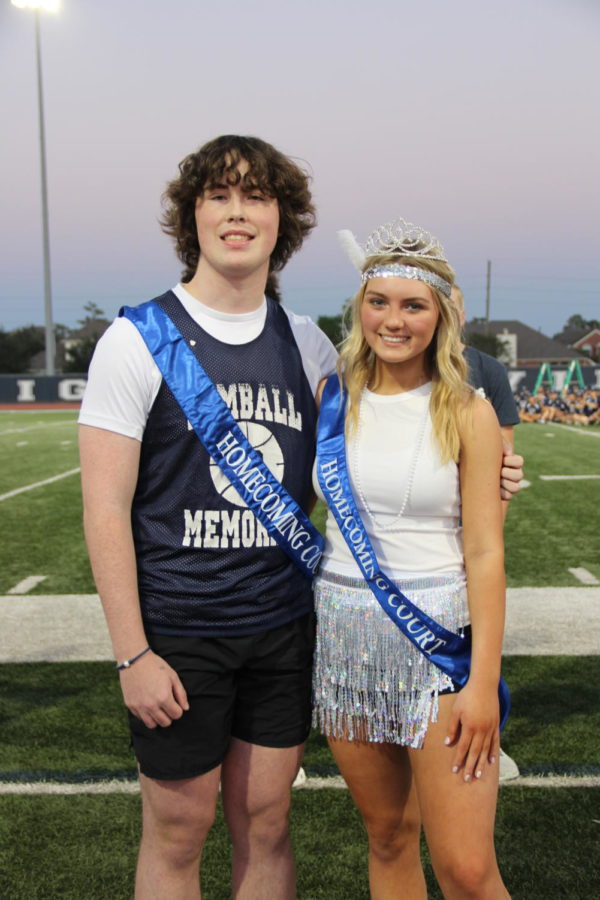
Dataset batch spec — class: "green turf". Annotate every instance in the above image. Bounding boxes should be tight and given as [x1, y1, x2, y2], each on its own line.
[0, 413, 79, 495]
[0, 476, 95, 594]
[1, 657, 598, 779]
[0, 411, 96, 594]
[504, 423, 600, 585]
[1, 413, 599, 896]
[1, 789, 598, 899]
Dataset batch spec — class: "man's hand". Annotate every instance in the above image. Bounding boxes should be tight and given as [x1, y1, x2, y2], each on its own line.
[500, 443, 524, 501]
[119, 651, 189, 728]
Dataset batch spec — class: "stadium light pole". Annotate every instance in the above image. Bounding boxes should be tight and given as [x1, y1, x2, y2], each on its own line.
[11, 0, 60, 376]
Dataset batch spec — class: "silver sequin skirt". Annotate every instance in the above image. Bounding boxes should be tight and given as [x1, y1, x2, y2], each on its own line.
[312, 570, 469, 748]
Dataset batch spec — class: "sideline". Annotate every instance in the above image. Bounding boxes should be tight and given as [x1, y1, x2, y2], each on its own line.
[1, 773, 598, 795]
[0, 467, 81, 502]
[3, 587, 599, 661]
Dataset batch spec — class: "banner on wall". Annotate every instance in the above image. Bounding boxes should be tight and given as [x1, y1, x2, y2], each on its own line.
[0, 376, 88, 404]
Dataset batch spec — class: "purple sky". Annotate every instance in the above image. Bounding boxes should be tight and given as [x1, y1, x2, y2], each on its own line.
[1, 0, 599, 337]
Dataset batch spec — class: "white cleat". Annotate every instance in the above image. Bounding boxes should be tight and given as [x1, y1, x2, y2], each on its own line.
[292, 766, 307, 788]
[498, 748, 520, 782]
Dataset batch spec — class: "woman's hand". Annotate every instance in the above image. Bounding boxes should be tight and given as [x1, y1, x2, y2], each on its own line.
[444, 682, 500, 781]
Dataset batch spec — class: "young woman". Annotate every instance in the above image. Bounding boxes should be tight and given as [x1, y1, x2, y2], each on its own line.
[313, 219, 511, 899]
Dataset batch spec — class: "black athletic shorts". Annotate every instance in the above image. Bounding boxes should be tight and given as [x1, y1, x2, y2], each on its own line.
[128, 612, 315, 781]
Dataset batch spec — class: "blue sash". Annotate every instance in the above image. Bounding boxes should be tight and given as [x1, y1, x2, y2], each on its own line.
[316, 375, 510, 730]
[122, 301, 324, 580]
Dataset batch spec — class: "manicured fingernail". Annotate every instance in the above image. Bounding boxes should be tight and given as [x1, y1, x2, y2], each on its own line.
[464, 773, 471, 783]
[444, 737, 451, 745]
[452, 766, 459, 774]
[476, 770, 483, 779]
[490, 756, 496, 765]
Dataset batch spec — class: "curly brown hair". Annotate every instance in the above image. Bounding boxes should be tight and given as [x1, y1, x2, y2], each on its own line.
[161, 135, 316, 302]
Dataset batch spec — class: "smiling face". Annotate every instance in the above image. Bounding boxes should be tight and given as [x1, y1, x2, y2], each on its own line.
[360, 276, 440, 388]
[193, 159, 280, 286]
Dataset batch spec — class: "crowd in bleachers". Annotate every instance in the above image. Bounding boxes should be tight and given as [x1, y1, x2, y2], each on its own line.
[515, 387, 600, 425]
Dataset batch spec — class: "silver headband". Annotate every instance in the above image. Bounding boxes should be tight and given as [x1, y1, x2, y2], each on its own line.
[361, 264, 452, 297]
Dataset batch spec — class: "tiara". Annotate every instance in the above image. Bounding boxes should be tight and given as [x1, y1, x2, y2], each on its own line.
[365, 218, 447, 261]
[338, 217, 448, 270]
[338, 217, 451, 297]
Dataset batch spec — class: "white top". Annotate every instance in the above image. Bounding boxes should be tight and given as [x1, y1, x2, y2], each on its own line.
[79, 283, 338, 441]
[314, 383, 465, 581]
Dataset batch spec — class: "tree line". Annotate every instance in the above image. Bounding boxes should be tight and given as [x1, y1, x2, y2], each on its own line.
[0, 303, 109, 374]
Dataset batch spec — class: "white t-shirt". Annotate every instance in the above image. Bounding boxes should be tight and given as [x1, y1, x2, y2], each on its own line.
[314, 383, 465, 580]
[79, 283, 338, 440]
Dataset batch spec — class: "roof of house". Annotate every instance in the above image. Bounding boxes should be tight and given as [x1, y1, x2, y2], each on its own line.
[553, 325, 588, 345]
[571, 328, 600, 347]
[464, 319, 586, 362]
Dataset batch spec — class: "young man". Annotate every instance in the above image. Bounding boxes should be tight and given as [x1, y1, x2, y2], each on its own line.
[79, 135, 337, 899]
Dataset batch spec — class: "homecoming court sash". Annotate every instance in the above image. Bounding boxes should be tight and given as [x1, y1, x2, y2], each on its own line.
[316, 374, 510, 730]
[121, 300, 324, 581]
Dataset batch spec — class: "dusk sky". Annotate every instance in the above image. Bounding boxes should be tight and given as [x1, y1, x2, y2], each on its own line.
[1, 0, 599, 338]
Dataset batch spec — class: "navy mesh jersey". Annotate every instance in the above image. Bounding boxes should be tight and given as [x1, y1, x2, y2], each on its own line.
[129, 291, 317, 637]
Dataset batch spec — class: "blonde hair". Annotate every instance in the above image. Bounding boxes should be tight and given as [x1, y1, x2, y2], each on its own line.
[338, 254, 473, 464]
[451, 284, 464, 311]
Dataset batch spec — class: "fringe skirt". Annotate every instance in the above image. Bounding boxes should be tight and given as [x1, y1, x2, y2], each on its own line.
[312, 570, 469, 748]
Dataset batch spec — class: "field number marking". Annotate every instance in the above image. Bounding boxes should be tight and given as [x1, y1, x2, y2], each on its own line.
[8, 576, 48, 594]
[568, 568, 600, 586]
[0, 468, 81, 502]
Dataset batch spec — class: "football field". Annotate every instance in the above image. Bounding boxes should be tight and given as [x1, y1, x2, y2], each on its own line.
[1, 412, 599, 898]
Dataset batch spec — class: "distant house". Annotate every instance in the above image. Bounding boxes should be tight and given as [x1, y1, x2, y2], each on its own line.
[62, 318, 110, 366]
[28, 343, 67, 374]
[571, 329, 600, 361]
[464, 320, 588, 366]
[28, 317, 110, 374]
[553, 325, 588, 346]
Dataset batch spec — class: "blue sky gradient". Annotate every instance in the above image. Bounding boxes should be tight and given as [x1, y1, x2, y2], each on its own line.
[1, 0, 599, 336]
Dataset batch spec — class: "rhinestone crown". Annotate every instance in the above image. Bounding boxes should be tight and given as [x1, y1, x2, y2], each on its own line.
[364, 218, 447, 262]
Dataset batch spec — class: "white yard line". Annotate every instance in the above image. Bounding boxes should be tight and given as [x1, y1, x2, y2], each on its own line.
[553, 425, 600, 439]
[0, 773, 598, 795]
[7, 576, 48, 595]
[0, 420, 76, 436]
[0, 467, 80, 502]
[539, 474, 600, 480]
[568, 568, 600, 586]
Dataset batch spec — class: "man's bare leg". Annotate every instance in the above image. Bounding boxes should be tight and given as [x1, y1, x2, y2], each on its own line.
[221, 738, 304, 900]
[135, 766, 222, 900]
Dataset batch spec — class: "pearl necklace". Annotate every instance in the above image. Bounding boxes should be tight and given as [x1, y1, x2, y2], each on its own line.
[351, 387, 430, 532]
